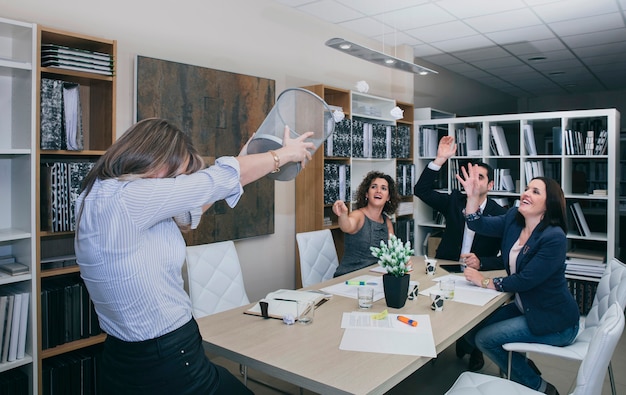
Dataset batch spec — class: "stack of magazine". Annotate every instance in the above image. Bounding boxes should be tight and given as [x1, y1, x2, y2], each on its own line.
[41, 43, 114, 76]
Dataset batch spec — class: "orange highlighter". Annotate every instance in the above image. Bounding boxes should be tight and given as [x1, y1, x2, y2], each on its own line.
[397, 315, 418, 327]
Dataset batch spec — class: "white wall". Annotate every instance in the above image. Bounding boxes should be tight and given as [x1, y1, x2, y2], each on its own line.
[1, 0, 509, 300]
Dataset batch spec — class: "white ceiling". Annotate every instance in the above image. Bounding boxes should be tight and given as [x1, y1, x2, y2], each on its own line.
[274, 0, 626, 98]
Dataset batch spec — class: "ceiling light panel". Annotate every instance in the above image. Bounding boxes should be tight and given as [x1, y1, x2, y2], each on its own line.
[325, 37, 438, 75]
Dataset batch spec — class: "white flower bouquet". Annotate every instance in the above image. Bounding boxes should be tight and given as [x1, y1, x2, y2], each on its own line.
[370, 234, 414, 277]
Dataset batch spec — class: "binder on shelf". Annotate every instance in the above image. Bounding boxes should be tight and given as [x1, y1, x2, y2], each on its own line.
[420, 128, 438, 157]
[465, 127, 479, 155]
[7, 293, 22, 362]
[523, 124, 537, 155]
[62, 82, 83, 151]
[1, 295, 14, 363]
[570, 202, 591, 237]
[585, 131, 595, 155]
[498, 169, 515, 191]
[0, 296, 7, 360]
[15, 292, 29, 360]
[594, 130, 608, 155]
[490, 125, 510, 156]
[40, 78, 64, 150]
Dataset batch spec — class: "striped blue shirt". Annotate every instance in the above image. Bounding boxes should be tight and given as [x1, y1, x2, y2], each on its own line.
[75, 157, 243, 341]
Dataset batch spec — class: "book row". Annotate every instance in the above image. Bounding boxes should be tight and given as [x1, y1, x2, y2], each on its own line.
[0, 290, 30, 365]
[419, 125, 610, 157]
[41, 276, 102, 350]
[324, 118, 411, 159]
[565, 257, 605, 280]
[0, 369, 28, 395]
[40, 78, 84, 151]
[42, 43, 114, 76]
[567, 278, 598, 315]
[42, 345, 103, 395]
[40, 161, 95, 233]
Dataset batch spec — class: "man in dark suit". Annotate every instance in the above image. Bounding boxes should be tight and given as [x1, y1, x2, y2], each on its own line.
[414, 135, 507, 371]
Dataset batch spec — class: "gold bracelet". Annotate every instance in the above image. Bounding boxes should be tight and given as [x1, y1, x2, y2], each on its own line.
[269, 150, 280, 173]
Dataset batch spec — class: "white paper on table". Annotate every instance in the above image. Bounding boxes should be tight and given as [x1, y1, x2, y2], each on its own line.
[339, 312, 436, 357]
[420, 274, 500, 306]
[321, 275, 385, 301]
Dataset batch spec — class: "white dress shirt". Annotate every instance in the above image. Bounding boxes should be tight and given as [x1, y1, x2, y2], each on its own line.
[75, 157, 243, 341]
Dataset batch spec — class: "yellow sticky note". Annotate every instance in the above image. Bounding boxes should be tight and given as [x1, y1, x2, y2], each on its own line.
[371, 309, 388, 320]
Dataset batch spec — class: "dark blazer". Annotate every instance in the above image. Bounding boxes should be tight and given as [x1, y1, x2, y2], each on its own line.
[467, 208, 580, 335]
[414, 165, 507, 270]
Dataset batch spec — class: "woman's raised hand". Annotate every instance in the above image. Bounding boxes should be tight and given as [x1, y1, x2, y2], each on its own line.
[278, 125, 315, 168]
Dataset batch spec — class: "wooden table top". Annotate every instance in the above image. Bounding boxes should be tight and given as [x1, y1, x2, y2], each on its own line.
[197, 256, 509, 395]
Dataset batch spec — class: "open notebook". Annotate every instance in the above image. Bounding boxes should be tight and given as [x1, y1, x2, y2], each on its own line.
[244, 289, 331, 320]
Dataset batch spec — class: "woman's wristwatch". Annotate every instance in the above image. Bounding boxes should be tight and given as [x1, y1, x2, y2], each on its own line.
[481, 278, 491, 288]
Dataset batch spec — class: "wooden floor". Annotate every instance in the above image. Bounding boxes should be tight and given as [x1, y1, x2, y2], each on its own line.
[210, 326, 626, 394]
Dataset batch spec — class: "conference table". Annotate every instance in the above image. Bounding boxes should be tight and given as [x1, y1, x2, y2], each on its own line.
[196, 257, 509, 395]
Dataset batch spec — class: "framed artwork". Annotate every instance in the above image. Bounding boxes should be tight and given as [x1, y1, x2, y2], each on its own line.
[136, 55, 275, 244]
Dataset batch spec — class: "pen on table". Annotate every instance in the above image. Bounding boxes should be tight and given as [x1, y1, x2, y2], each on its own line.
[345, 281, 377, 286]
[397, 315, 418, 327]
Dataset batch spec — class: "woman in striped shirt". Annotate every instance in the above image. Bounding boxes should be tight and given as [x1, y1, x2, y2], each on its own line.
[75, 118, 314, 394]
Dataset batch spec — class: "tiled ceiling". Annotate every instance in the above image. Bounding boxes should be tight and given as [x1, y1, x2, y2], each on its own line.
[274, 0, 626, 98]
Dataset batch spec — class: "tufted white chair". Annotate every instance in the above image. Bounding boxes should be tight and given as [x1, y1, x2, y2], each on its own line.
[185, 241, 250, 318]
[186, 241, 269, 388]
[445, 302, 624, 395]
[503, 258, 626, 395]
[296, 229, 339, 287]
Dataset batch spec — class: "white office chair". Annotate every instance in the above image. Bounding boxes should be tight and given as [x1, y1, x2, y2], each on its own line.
[185, 240, 250, 318]
[445, 302, 625, 395]
[185, 241, 292, 392]
[296, 229, 339, 287]
[503, 258, 626, 395]
[185, 241, 256, 384]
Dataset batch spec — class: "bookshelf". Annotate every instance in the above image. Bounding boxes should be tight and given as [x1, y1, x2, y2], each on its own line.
[295, 85, 414, 287]
[415, 109, 620, 295]
[35, 26, 116, 393]
[0, 16, 37, 393]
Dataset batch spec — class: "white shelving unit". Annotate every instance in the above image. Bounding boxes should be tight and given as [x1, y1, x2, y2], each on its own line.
[414, 109, 621, 272]
[0, 16, 37, 393]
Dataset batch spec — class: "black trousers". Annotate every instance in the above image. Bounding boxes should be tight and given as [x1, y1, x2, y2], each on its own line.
[101, 318, 253, 395]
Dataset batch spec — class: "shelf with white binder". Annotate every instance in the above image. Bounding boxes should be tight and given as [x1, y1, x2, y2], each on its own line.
[415, 109, 620, 272]
[0, 15, 37, 392]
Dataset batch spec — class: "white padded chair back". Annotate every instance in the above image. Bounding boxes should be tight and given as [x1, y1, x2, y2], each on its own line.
[445, 303, 624, 395]
[186, 241, 250, 319]
[573, 302, 624, 395]
[585, 258, 626, 330]
[296, 229, 339, 287]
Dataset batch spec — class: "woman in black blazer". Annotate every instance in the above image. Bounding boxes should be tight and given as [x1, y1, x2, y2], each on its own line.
[457, 164, 579, 395]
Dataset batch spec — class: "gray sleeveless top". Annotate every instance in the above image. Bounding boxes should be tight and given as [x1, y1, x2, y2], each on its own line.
[333, 215, 389, 277]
